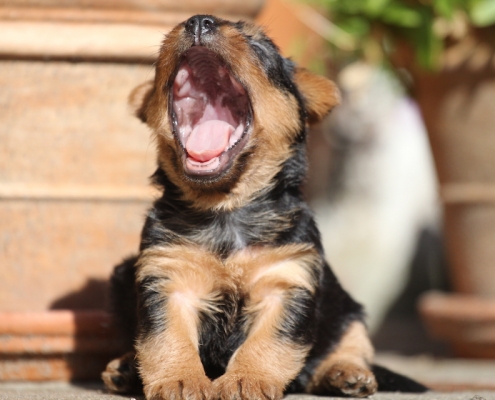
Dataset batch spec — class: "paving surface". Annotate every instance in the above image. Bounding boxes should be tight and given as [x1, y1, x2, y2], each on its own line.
[1, 353, 494, 400]
[375, 353, 495, 391]
[0, 383, 494, 400]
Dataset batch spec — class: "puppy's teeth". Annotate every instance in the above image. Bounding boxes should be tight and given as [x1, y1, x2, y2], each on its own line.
[177, 79, 192, 98]
[230, 75, 245, 95]
[229, 124, 244, 147]
[175, 68, 189, 87]
[181, 125, 192, 144]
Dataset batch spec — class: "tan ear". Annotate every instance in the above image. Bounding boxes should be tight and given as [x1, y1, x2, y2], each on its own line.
[294, 68, 341, 125]
[128, 80, 154, 123]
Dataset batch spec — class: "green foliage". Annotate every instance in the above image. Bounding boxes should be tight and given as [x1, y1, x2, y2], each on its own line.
[316, 0, 495, 70]
[470, 0, 495, 27]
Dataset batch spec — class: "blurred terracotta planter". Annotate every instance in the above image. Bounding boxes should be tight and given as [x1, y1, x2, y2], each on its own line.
[401, 27, 495, 356]
[0, 310, 121, 381]
[0, 0, 264, 62]
[0, 0, 264, 381]
[410, 27, 495, 298]
[419, 292, 495, 358]
[0, 0, 265, 318]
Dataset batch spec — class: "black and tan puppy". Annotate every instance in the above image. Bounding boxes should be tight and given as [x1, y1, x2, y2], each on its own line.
[102, 15, 427, 399]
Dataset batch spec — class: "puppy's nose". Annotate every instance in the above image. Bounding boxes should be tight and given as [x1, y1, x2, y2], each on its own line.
[185, 15, 217, 44]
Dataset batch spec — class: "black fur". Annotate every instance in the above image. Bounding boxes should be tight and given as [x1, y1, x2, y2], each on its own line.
[105, 14, 428, 397]
[139, 168, 364, 378]
[373, 365, 429, 392]
[109, 256, 138, 349]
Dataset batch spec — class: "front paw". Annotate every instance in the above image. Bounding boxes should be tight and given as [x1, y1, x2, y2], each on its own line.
[145, 374, 213, 400]
[213, 373, 283, 400]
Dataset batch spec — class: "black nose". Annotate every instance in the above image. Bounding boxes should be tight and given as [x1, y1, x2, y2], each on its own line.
[185, 15, 217, 43]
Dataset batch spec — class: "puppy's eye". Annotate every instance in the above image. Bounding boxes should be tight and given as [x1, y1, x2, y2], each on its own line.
[251, 41, 268, 59]
[250, 41, 278, 72]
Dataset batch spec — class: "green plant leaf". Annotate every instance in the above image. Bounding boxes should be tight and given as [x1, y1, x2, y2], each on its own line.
[414, 12, 444, 69]
[469, 0, 495, 26]
[433, 0, 456, 18]
[381, 5, 423, 27]
[314, 0, 466, 71]
[365, 0, 392, 16]
[335, 0, 368, 14]
[336, 16, 370, 37]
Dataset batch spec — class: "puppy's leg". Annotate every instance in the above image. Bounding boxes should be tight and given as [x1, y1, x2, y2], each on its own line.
[214, 245, 320, 400]
[306, 321, 377, 397]
[102, 351, 141, 394]
[136, 245, 225, 400]
[102, 257, 141, 393]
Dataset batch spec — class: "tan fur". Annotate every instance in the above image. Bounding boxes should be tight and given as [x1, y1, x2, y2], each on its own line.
[212, 244, 320, 398]
[137, 243, 320, 319]
[131, 23, 340, 212]
[306, 321, 377, 397]
[294, 68, 341, 124]
[116, 17, 365, 399]
[128, 80, 154, 122]
[137, 244, 237, 305]
[134, 23, 303, 212]
[227, 244, 320, 294]
[135, 243, 321, 399]
[136, 245, 233, 400]
[213, 340, 307, 400]
[101, 351, 138, 393]
[137, 332, 213, 400]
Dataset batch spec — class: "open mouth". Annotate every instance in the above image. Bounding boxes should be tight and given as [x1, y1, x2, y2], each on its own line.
[171, 46, 251, 177]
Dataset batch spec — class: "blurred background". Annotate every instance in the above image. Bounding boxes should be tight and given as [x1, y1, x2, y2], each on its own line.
[1, 0, 495, 391]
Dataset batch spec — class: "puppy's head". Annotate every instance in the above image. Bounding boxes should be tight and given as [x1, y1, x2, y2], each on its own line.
[133, 15, 340, 210]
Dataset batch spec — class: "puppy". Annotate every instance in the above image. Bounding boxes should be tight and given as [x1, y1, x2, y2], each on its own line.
[102, 15, 427, 399]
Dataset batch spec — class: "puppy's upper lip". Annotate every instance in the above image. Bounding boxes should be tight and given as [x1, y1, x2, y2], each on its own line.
[171, 46, 251, 177]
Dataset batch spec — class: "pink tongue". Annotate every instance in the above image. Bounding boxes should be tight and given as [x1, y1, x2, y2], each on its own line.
[186, 120, 234, 162]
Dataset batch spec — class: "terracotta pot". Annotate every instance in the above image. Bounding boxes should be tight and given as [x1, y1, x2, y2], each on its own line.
[419, 292, 495, 358]
[0, 310, 120, 381]
[0, 0, 264, 62]
[0, 0, 264, 380]
[406, 27, 495, 297]
[0, 1, 264, 311]
[398, 26, 495, 357]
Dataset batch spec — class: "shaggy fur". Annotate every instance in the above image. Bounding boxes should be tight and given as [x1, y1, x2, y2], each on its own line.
[101, 15, 427, 399]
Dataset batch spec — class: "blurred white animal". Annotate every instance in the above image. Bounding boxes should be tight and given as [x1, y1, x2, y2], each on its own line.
[312, 63, 440, 332]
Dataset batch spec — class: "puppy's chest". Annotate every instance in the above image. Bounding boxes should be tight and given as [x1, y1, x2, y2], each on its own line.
[188, 209, 290, 255]
[151, 197, 299, 254]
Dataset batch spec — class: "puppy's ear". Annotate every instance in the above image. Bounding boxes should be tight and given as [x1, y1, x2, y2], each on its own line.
[129, 81, 154, 123]
[294, 68, 341, 125]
